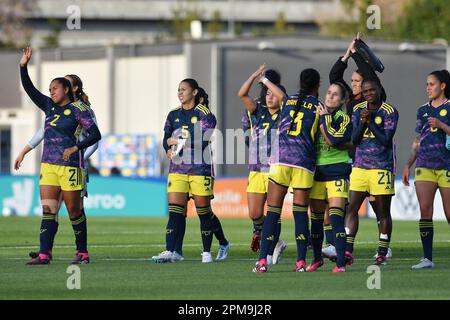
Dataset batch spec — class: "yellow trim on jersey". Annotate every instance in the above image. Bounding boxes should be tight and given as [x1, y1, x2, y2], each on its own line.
[310, 106, 320, 142]
[325, 112, 350, 137]
[195, 104, 210, 115]
[381, 103, 394, 114]
[247, 110, 253, 135]
[72, 101, 86, 111]
[353, 101, 368, 112]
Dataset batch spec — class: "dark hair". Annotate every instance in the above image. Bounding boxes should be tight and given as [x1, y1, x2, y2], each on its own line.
[197, 87, 209, 109]
[51, 77, 74, 103]
[66, 74, 90, 106]
[429, 69, 450, 99]
[354, 69, 364, 78]
[331, 81, 349, 101]
[259, 69, 281, 105]
[289, 68, 320, 131]
[181, 78, 200, 105]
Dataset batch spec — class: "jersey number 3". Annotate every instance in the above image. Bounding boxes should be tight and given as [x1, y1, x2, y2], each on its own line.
[288, 112, 304, 136]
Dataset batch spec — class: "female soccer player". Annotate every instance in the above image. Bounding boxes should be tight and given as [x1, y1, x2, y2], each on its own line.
[253, 68, 321, 273]
[170, 87, 231, 261]
[20, 47, 101, 265]
[345, 78, 398, 266]
[15, 74, 99, 264]
[152, 79, 222, 263]
[326, 37, 391, 261]
[307, 82, 352, 273]
[402, 69, 450, 269]
[239, 64, 288, 265]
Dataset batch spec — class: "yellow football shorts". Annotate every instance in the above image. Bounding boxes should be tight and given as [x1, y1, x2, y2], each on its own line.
[310, 178, 349, 200]
[167, 173, 214, 197]
[269, 165, 314, 189]
[247, 171, 269, 193]
[415, 168, 450, 188]
[349, 167, 395, 195]
[40, 163, 84, 191]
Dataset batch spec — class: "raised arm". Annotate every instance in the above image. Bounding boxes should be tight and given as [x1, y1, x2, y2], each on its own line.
[19, 47, 52, 112]
[238, 63, 266, 113]
[258, 75, 286, 102]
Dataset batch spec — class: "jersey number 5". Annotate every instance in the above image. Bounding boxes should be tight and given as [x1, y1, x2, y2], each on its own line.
[49, 114, 61, 127]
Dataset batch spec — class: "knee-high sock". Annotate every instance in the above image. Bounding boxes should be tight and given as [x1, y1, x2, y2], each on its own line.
[166, 204, 185, 252]
[174, 214, 186, 255]
[268, 217, 281, 256]
[293, 204, 309, 262]
[70, 209, 88, 253]
[252, 215, 265, 233]
[258, 206, 281, 260]
[329, 207, 346, 267]
[197, 206, 214, 253]
[40, 212, 57, 255]
[212, 213, 228, 246]
[311, 211, 325, 262]
[324, 224, 334, 246]
[419, 219, 433, 261]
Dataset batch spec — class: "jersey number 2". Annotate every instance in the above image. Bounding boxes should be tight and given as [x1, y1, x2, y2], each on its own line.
[49, 114, 60, 127]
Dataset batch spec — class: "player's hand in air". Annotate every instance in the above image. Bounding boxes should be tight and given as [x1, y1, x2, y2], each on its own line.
[253, 63, 267, 79]
[402, 165, 411, 186]
[20, 47, 32, 67]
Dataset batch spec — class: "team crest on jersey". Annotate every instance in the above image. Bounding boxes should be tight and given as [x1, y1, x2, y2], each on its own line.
[175, 118, 180, 122]
[374, 116, 382, 125]
[191, 116, 197, 124]
[440, 109, 447, 117]
[261, 115, 265, 119]
[272, 114, 278, 121]
[64, 109, 71, 116]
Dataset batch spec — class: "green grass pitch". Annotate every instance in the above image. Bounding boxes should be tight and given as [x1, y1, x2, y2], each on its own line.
[0, 217, 449, 300]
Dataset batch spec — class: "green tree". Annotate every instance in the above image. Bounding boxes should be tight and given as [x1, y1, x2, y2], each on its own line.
[170, 0, 203, 40]
[274, 12, 287, 34]
[207, 9, 223, 39]
[41, 18, 60, 48]
[397, 0, 450, 41]
[0, 0, 35, 48]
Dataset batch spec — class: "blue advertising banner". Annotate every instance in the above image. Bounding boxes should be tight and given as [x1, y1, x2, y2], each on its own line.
[0, 175, 167, 217]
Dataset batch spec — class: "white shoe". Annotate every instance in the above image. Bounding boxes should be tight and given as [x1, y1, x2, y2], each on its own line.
[266, 255, 273, 266]
[373, 247, 393, 259]
[412, 258, 434, 269]
[201, 252, 213, 263]
[272, 240, 287, 264]
[216, 242, 231, 261]
[322, 244, 337, 260]
[151, 250, 173, 263]
[171, 251, 185, 262]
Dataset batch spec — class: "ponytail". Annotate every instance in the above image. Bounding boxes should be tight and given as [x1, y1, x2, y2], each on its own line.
[65, 74, 91, 106]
